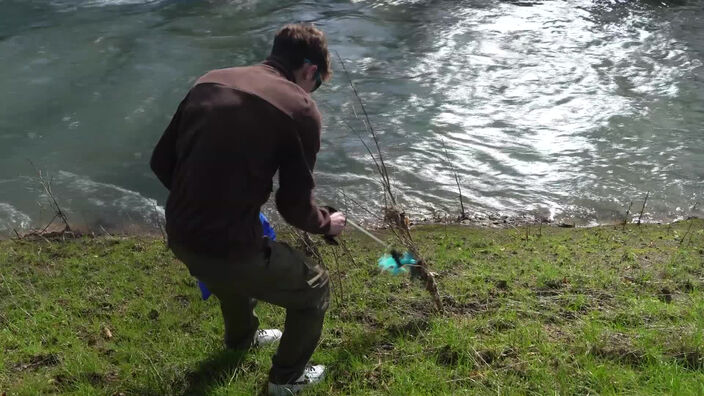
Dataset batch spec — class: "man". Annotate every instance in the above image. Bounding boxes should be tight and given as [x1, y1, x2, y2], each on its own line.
[150, 23, 346, 395]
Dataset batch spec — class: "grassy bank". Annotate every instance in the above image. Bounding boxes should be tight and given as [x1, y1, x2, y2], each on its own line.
[1, 220, 703, 395]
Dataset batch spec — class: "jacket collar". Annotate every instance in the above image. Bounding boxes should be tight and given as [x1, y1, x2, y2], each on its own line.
[263, 56, 296, 83]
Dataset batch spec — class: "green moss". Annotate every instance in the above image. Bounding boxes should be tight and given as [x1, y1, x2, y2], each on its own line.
[1, 220, 703, 395]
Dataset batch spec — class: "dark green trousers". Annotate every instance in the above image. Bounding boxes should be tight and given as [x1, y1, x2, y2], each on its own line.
[170, 239, 330, 384]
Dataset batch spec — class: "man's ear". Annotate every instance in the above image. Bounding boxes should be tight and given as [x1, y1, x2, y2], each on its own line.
[307, 64, 318, 80]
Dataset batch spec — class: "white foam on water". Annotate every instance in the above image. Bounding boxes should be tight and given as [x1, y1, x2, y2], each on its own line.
[81, 0, 164, 7]
[46, 0, 165, 12]
[0, 203, 32, 233]
[353, 0, 427, 7]
[53, 171, 165, 229]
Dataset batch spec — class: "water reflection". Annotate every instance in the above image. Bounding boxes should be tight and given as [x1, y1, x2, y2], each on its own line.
[0, 0, 702, 234]
[323, 0, 703, 224]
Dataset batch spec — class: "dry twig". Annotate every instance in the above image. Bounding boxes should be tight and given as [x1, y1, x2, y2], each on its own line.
[23, 161, 72, 238]
[285, 225, 345, 307]
[622, 200, 633, 230]
[335, 51, 395, 205]
[637, 191, 649, 226]
[679, 203, 699, 248]
[440, 138, 467, 220]
[335, 53, 443, 312]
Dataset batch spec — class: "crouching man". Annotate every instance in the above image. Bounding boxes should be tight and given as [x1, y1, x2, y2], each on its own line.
[150, 23, 346, 395]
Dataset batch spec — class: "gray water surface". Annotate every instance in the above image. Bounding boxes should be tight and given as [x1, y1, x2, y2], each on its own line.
[1, 0, 703, 233]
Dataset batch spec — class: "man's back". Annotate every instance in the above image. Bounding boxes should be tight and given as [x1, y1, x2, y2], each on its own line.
[152, 24, 345, 394]
[151, 61, 329, 257]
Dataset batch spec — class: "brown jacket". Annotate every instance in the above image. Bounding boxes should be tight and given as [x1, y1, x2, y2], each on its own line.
[150, 58, 331, 258]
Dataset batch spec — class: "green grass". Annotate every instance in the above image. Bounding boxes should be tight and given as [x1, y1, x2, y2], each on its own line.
[1, 220, 703, 395]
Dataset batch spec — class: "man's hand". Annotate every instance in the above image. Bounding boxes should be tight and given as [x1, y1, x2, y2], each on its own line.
[328, 211, 347, 236]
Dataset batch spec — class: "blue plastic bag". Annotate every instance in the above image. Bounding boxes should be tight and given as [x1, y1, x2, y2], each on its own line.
[259, 212, 276, 240]
[198, 212, 276, 300]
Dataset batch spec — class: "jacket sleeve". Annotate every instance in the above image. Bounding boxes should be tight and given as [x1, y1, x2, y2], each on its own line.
[150, 98, 185, 190]
[275, 100, 331, 234]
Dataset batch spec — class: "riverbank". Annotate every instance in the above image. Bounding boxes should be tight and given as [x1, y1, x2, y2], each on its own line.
[1, 220, 703, 395]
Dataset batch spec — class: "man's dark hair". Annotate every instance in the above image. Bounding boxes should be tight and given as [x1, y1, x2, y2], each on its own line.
[270, 24, 332, 82]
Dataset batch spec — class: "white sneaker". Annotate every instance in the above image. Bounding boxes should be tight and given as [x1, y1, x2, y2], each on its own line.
[267, 365, 326, 395]
[254, 329, 282, 346]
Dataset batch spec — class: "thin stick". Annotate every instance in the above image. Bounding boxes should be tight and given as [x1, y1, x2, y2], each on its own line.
[637, 191, 649, 226]
[622, 201, 633, 230]
[351, 101, 394, 205]
[320, 101, 386, 184]
[288, 226, 325, 265]
[347, 219, 387, 247]
[679, 203, 698, 248]
[334, 53, 442, 312]
[330, 247, 346, 308]
[99, 225, 113, 237]
[39, 214, 58, 234]
[28, 161, 71, 232]
[440, 138, 466, 220]
[41, 171, 70, 230]
[335, 51, 395, 205]
[285, 225, 342, 306]
[679, 220, 695, 248]
[338, 239, 359, 269]
[337, 190, 383, 221]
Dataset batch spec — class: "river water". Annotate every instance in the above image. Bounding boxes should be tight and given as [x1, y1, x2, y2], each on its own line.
[1, 0, 702, 234]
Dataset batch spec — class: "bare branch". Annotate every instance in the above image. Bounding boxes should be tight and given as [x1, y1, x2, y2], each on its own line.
[335, 51, 395, 205]
[622, 200, 633, 230]
[637, 191, 650, 226]
[28, 161, 70, 233]
[441, 138, 466, 220]
[338, 190, 383, 221]
[320, 101, 386, 184]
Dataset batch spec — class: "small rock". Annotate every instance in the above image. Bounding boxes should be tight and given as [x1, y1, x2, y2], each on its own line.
[103, 326, 113, 339]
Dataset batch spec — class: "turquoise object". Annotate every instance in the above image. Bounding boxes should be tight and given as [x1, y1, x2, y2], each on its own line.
[378, 251, 416, 275]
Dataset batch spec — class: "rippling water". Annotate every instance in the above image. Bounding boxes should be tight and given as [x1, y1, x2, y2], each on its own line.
[0, 0, 702, 234]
